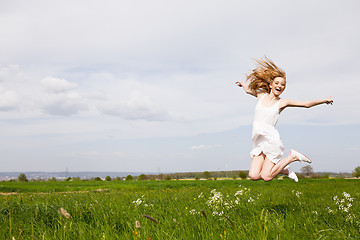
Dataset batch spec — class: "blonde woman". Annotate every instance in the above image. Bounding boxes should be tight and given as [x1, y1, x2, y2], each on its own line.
[236, 57, 333, 182]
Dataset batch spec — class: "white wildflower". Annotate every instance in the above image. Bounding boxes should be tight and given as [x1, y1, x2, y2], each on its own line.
[331, 192, 355, 216]
[342, 192, 350, 199]
[346, 213, 355, 221]
[132, 198, 144, 207]
[342, 192, 354, 202]
[132, 196, 152, 207]
[234, 190, 244, 196]
[207, 189, 224, 208]
[189, 209, 197, 215]
[224, 202, 233, 209]
[292, 190, 302, 198]
[247, 197, 254, 203]
[326, 207, 333, 213]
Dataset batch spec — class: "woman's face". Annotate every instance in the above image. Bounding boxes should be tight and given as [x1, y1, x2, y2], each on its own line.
[270, 77, 286, 96]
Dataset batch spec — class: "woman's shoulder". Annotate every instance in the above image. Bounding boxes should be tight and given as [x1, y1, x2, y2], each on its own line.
[279, 98, 291, 105]
[278, 98, 292, 112]
[256, 92, 267, 100]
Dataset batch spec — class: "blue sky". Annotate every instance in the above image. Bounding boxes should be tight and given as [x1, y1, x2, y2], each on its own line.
[0, 0, 359, 173]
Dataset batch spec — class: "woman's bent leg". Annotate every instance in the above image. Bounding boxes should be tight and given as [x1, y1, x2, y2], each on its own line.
[261, 154, 297, 181]
[249, 153, 266, 180]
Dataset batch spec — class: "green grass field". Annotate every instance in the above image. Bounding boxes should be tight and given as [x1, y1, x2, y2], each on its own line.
[0, 179, 359, 239]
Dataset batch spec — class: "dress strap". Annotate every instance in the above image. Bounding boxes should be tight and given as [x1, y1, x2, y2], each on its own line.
[275, 99, 281, 106]
[274, 98, 282, 112]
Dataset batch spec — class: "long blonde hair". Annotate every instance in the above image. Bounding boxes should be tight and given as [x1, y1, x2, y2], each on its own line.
[246, 57, 286, 93]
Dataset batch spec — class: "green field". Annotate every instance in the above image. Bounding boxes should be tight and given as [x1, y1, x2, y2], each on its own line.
[0, 179, 359, 239]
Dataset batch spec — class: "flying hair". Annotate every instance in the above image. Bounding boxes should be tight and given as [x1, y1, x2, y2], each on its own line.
[246, 57, 286, 93]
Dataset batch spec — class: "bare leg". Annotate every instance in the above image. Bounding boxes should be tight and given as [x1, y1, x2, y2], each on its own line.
[261, 153, 298, 181]
[248, 153, 266, 180]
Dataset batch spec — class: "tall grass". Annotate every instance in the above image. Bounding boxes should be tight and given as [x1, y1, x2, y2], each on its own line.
[0, 179, 359, 239]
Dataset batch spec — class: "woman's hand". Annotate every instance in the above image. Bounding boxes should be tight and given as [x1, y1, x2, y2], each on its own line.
[235, 81, 257, 97]
[235, 81, 243, 87]
[325, 97, 333, 105]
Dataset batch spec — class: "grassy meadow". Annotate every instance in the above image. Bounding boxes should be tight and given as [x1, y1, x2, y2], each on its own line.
[0, 179, 359, 239]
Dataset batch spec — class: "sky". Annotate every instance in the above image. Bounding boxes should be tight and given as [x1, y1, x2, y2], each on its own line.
[0, 0, 359, 173]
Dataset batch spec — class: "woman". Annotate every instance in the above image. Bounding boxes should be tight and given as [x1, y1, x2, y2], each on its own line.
[236, 57, 333, 182]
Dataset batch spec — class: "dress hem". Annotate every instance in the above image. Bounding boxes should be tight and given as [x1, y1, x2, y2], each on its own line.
[250, 149, 281, 164]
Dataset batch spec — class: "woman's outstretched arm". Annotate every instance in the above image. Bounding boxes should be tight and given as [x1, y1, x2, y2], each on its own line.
[236, 81, 257, 97]
[280, 97, 333, 111]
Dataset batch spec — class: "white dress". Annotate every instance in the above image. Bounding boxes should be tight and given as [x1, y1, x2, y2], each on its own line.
[250, 94, 284, 164]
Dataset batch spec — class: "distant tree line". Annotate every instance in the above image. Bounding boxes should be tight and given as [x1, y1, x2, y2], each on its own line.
[7, 167, 360, 183]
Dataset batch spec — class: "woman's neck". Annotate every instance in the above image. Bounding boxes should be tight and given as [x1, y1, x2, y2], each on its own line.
[268, 92, 281, 101]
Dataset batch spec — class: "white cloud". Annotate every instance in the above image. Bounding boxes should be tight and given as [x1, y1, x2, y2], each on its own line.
[38, 76, 88, 116]
[0, 65, 25, 82]
[41, 92, 88, 116]
[190, 144, 221, 150]
[0, 88, 19, 111]
[61, 151, 126, 159]
[98, 90, 171, 121]
[0, 65, 31, 113]
[41, 76, 78, 93]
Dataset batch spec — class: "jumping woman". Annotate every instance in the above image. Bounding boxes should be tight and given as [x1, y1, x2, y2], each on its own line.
[236, 57, 333, 182]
